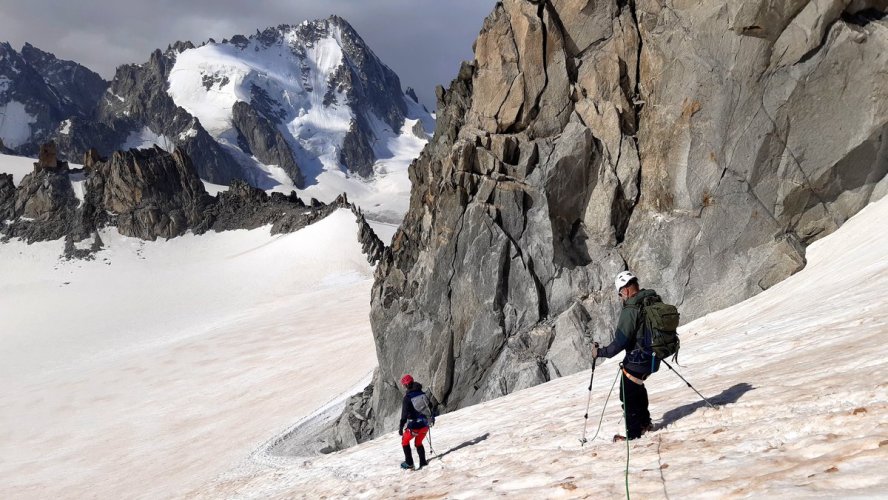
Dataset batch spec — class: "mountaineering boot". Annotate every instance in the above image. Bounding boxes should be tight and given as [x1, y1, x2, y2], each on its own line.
[416, 445, 428, 469]
[401, 445, 415, 470]
[613, 434, 627, 443]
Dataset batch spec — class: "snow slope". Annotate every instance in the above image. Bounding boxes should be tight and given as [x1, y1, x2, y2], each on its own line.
[191, 196, 888, 498]
[0, 210, 378, 499]
[0, 100, 37, 148]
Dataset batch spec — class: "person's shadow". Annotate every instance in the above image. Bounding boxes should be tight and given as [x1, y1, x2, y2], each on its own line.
[658, 382, 754, 428]
[430, 433, 490, 461]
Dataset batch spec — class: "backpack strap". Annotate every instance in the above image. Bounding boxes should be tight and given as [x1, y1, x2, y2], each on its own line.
[623, 302, 645, 351]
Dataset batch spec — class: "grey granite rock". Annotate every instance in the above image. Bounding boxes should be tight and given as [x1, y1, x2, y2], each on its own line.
[324, 0, 888, 451]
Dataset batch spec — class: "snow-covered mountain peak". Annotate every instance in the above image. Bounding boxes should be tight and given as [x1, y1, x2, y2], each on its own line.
[1, 17, 431, 221]
[158, 16, 429, 218]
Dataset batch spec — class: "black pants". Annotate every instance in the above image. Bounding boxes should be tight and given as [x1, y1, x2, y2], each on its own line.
[620, 371, 651, 439]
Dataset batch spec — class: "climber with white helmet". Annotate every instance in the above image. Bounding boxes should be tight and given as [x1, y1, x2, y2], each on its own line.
[591, 270, 666, 441]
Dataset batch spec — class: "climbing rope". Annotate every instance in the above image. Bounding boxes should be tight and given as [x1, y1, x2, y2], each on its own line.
[621, 372, 631, 500]
[585, 367, 621, 443]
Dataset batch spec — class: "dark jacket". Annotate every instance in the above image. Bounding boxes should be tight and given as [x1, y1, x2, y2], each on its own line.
[598, 288, 661, 376]
[399, 381, 429, 431]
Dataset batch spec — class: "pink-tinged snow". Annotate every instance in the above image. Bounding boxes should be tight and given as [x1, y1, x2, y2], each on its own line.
[0, 210, 378, 499]
[191, 196, 888, 499]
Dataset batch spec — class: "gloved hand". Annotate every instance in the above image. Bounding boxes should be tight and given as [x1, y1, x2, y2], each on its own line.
[591, 342, 600, 359]
[398, 428, 403, 436]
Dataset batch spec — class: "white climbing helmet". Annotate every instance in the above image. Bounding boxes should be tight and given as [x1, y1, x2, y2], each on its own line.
[614, 271, 638, 293]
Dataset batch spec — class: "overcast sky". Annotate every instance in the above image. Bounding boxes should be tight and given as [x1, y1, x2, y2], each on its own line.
[0, 0, 495, 108]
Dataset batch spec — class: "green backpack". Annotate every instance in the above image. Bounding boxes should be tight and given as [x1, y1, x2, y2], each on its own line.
[636, 295, 681, 362]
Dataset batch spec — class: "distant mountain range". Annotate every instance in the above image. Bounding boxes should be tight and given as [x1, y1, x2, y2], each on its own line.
[0, 16, 432, 187]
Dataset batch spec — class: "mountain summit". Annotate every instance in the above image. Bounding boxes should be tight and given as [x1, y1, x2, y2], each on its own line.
[0, 16, 431, 189]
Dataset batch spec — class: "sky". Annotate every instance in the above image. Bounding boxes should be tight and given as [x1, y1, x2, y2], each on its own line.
[0, 0, 496, 108]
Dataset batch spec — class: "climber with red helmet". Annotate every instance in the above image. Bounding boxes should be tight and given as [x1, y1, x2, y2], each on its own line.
[397, 374, 434, 470]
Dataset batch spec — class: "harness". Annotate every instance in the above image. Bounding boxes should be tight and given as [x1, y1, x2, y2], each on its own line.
[621, 365, 646, 386]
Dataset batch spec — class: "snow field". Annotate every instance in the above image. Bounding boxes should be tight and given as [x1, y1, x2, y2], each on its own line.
[190, 196, 888, 498]
[0, 209, 379, 499]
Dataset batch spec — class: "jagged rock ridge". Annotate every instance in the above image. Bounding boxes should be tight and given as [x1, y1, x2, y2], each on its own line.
[0, 144, 356, 257]
[325, 0, 888, 448]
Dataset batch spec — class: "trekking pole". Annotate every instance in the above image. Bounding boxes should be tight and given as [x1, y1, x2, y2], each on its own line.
[427, 427, 435, 455]
[579, 355, 598, 446]
[660, 358, 715, 408]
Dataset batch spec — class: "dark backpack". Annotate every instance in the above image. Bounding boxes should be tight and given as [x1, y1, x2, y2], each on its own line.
[633, 295, 681, 366]
[410, 392, 436, 426]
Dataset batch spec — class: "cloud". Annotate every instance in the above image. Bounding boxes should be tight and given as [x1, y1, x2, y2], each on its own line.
[0, 0, 495, 108]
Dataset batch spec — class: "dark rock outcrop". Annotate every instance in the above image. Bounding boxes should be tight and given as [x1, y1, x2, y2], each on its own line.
[340, 118, 376, 177]
[353, 207, 385, 265]
[205, 180, 343, 234]
[1, 144, 360, 256]
[82, 148, 104, 170]
[7, 168, 79, 242]
[0, 173, 17, 221]
[35, 141, 67, 171]
[231, 101, 304, 187]
[326, 0, 888, 449]
[0, 42, 107, 156]
[86, 146, 212, 240]
[20, 43, 106, 118]
[97, 49, 245, 184]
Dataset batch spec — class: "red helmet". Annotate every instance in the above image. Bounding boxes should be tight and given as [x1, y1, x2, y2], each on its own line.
[400, 374, 414, 386]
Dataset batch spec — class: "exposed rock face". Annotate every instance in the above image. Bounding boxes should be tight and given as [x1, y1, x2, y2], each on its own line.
[327, 0, 888, 448]
[353, 207, 385, 265]
[96, 49, 245, 185]
[231, 101, 304, 187]
[9, 168, 79, 242]
[35, 141, 65, 170]
[2, 144, 361, 256]
[82, 148, 104, 170]
[0, 173, 14, 220]
[206, 179, 346, 234]
[86, 147, 212, 240]
[19, 43, 106, 118]
[340, 120, 376, 177]
[0, 42, 107, 156]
